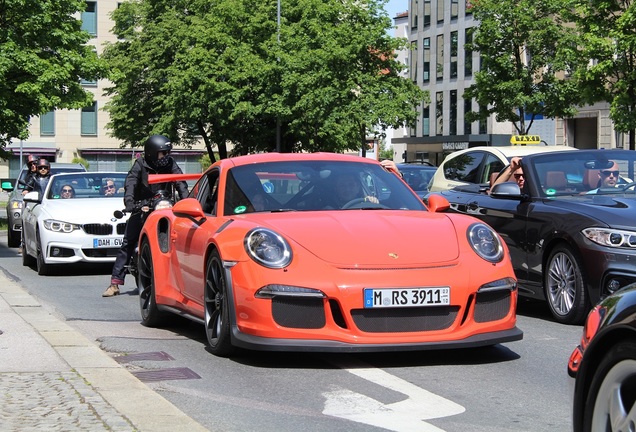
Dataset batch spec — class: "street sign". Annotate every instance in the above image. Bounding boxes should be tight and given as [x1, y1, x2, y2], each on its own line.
[510, 135, 541, 145]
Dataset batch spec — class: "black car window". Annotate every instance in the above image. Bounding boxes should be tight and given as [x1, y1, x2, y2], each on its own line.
[444, 151, 485, 183]
[482, 154, 506, 184]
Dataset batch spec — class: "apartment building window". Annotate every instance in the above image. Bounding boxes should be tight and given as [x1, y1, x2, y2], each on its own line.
[465, 28, 474, 77]
[479, 105, 487, 134]
[422, 105, 430, 136]
[410, 41, 418, 83]
[40, 111, 55, 136]
[424, 0, 431, 27]
[81, 2, 97, 36]
[437, 0, 444, 22]
[81, 79, 97, 87]
[423, 38, 430, 82]
[451, 0, 458, 19]
[436, 34, 444, 80]
[450, 31, 458, 79]
[411, 0, 418, 29]
[450, 90, 457, 135]
[464, 98, 472, 134]
[436, 92, 444, 135]
[81, 102, 98, 136]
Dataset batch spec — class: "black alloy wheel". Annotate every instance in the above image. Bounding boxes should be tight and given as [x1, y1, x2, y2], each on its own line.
[138, 239, 167, 327]
[35, 230, 51, 276]
[204, 249, 234, 357]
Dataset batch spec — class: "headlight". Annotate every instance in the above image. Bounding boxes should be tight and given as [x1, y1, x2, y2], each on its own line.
[467, 223, 504, 263]
[582, 227, 636, 248]
[244, 228, 292, 268]
[154, 199, 173, 210]
[11, 201, 23, 209]
[43, 219, 81, 233]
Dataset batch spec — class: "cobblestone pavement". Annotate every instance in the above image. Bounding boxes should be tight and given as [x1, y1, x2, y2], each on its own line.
[0, 372, 134, 431]
[0, 253, 209, 432]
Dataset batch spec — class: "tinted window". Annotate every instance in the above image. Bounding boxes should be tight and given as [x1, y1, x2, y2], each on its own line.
[444, 151, 485, 183]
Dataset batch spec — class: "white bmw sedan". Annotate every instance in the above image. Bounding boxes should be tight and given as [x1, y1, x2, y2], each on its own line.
[21, 172, 130, 275]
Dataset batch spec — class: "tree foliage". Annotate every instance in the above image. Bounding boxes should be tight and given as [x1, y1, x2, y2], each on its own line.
[464, 0, 581, 135]
[0, 0, 107, 159]
[569, 1, 636, 150]
[102, 0, 425, 160]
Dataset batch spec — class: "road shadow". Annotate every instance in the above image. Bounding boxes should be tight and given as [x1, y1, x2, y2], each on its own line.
[516, 297, 557, 322]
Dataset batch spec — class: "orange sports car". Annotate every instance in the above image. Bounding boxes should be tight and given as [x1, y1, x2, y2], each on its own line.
[138, 153, 522, 356]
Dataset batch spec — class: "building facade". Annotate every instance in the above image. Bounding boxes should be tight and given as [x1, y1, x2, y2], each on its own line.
[393, 0, 625, 166]
[1, 0, 205, 179]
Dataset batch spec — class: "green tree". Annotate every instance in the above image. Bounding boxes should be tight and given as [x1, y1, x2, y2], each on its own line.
[102, 0, 425, 161]
[570, 1, 636, 150]
[0, 0, 107, 158]
[464, 0, 581, 135]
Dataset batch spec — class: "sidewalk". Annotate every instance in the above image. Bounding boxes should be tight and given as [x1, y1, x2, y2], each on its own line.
[0, 269, 209, 431]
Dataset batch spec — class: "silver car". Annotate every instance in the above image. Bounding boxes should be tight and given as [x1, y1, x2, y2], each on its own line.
[3, 163, 86, 247]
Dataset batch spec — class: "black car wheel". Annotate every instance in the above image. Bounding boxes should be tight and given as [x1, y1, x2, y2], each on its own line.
[204, 249, 234, 357]
[138, 239, 167, 327]
[545, 244, 588, 324]
[583, 340, 636, 432]
[35, 230, 51, 276]
[21, 234, 34, 268]
[7, 227, 20, 248]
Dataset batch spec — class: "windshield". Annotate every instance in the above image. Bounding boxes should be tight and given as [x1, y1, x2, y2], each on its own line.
[223, 161, 425, 215]
[46, 173, 128, 199]
[530, 150, 636, 197]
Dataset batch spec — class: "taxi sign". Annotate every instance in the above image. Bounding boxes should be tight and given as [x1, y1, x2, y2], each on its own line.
[510, 135, 541, 145]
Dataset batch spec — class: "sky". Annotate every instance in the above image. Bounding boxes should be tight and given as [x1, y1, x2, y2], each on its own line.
[383, 0, 408, 19]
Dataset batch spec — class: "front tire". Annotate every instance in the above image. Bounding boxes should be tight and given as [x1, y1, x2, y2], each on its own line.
[36, 230, 51, 276]
[544, 244, 588, 324]
[138, 239, 168, 327]
[583, 340, 636, 432]
[204, 249, 234, 357]
[7, 227, 20, 248]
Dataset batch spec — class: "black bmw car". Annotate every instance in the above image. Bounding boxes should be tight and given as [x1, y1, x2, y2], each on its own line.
[568, 283, 636, 431]
[433, 149, 636, 324]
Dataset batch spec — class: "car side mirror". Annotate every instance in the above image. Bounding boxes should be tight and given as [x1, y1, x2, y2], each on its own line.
[426, 194, 450, 212]
[172, 198, 205, 219]
[490, 182, 523, 200]
[23, 191, 40, 203]
[1, 181, 13, 191]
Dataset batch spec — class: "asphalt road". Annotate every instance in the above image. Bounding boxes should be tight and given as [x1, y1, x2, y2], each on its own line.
[0, 234, 583, 432]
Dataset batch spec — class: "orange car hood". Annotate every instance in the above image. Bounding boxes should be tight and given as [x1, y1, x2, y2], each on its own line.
[253, 211, 460, 266]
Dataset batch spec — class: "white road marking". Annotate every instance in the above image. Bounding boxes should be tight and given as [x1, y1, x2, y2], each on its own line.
[323, 357, 464, 431]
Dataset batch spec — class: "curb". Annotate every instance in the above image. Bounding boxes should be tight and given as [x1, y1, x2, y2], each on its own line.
[0, 270, 209, 432]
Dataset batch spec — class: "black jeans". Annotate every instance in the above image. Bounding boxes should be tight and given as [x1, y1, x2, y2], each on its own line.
[110, 212, 144, 285]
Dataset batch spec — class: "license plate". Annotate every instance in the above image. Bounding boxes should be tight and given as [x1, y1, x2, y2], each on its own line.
[93, 237, 123, 248]
[364, 287, 450, 308]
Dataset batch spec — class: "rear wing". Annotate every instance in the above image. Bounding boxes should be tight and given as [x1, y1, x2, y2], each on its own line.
[148, 173, 201, 184]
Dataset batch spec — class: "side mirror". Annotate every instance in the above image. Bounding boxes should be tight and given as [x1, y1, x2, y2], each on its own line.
[23, 191, 40, 203]
[172, 198, 205, 219]
[490, 182, 523, 200]
[426, 194, 450, 213]
[1, 181, 13, 192]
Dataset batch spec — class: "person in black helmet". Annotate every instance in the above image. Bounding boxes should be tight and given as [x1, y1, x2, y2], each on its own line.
[24, 158, 51, 196]
[103, 135, 189, 297]
[21, 154, 40, 196]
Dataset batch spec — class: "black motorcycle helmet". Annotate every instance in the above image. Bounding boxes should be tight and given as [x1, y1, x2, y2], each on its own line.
[27, 154, 39, 167]
[143, 135, 172, 168]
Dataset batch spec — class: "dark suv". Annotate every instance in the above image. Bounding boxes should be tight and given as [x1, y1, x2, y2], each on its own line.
[2, 162, 86, 247]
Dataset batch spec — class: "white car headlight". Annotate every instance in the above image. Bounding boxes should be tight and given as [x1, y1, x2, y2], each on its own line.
[43, 219, 81, 233]
[467, 223, 504, 263]
[244, 228, 292, 268]
[582, 227, 636, 248]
